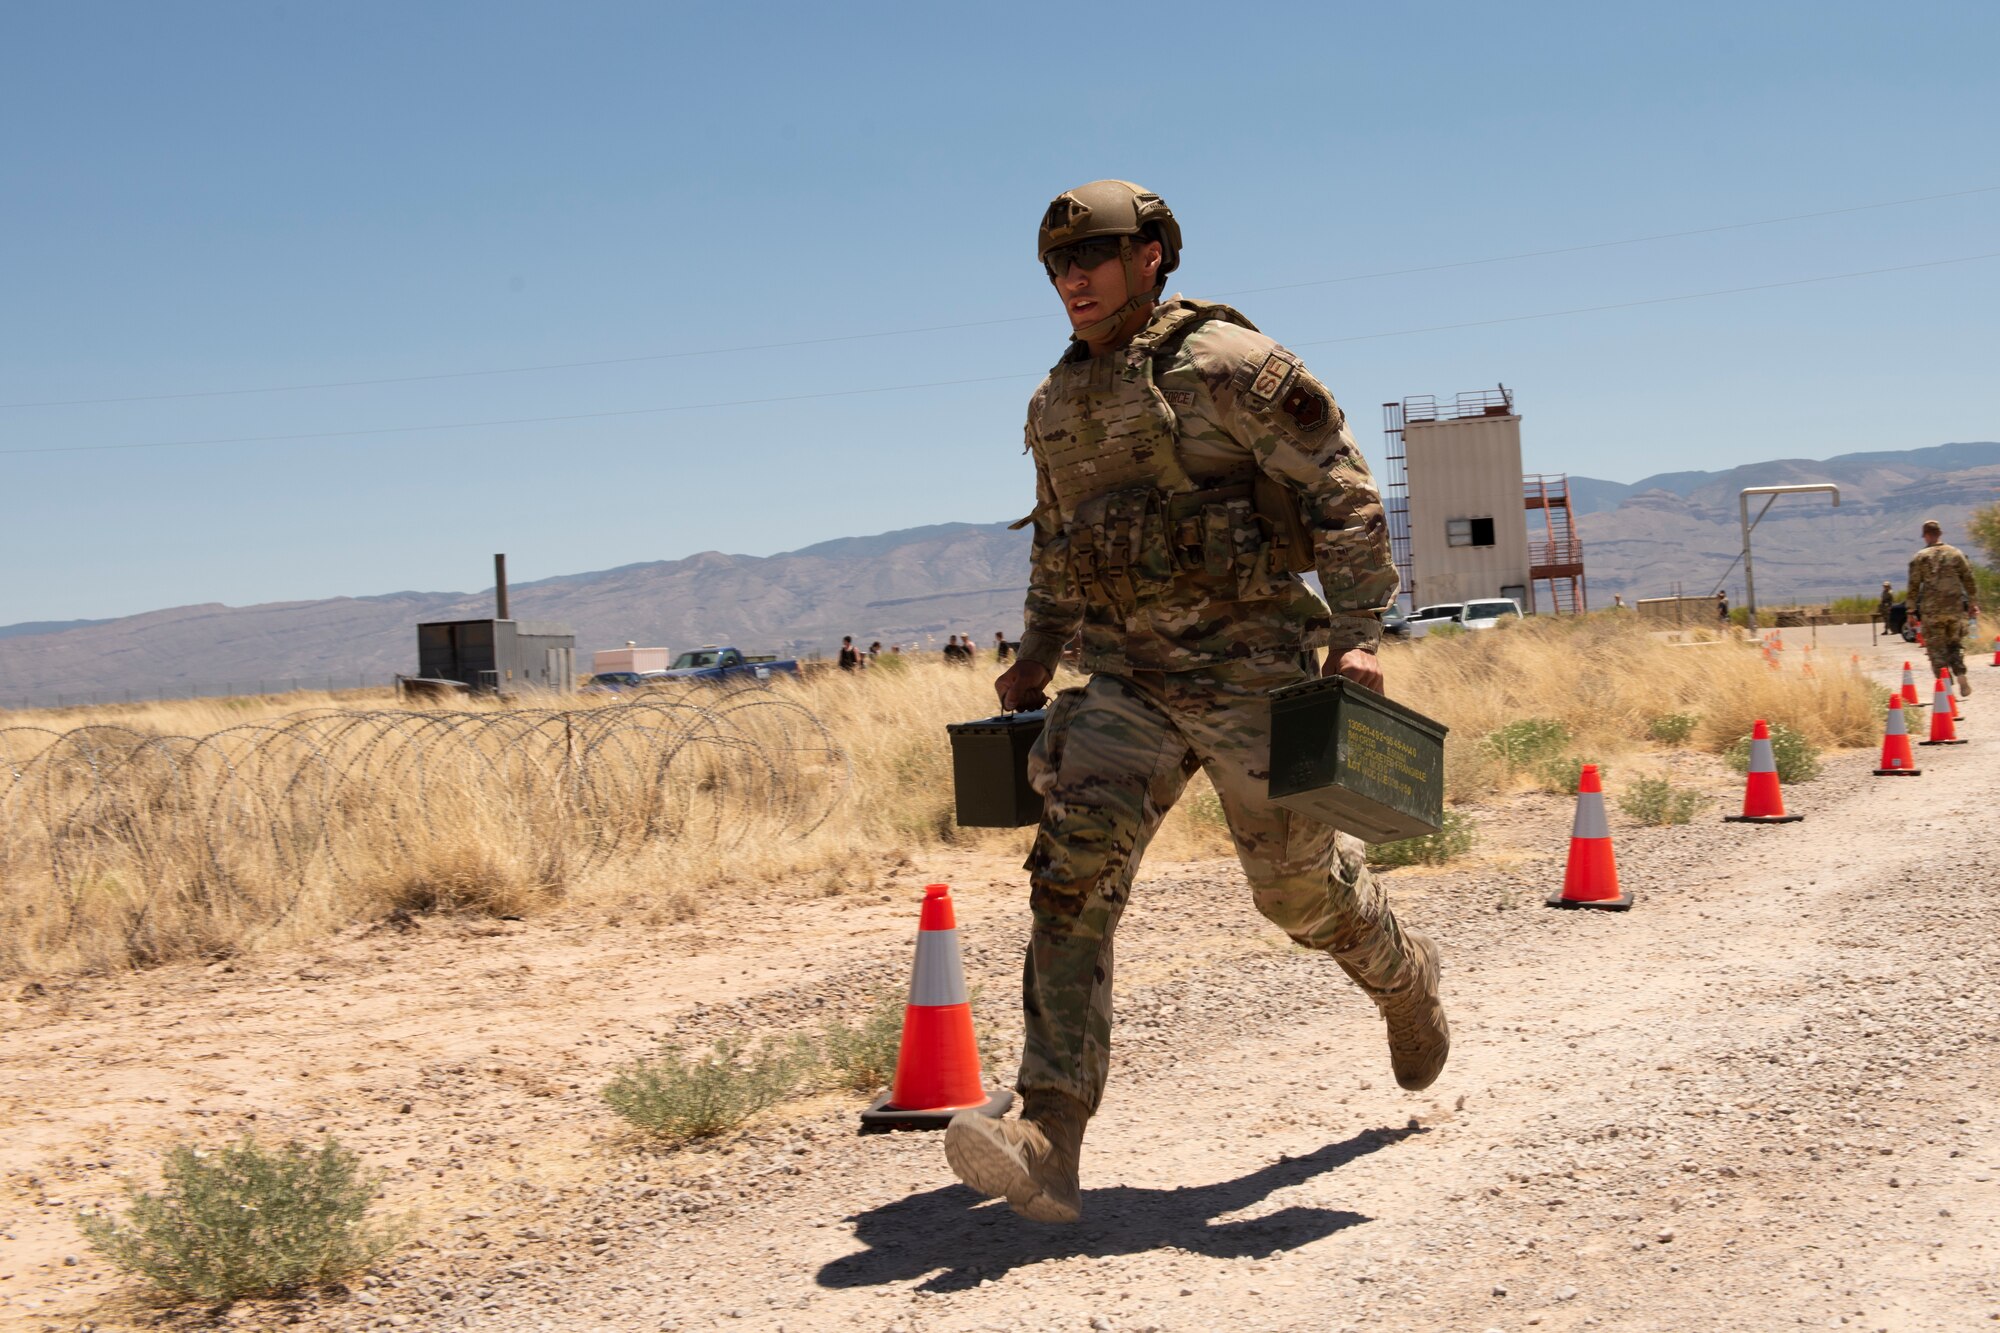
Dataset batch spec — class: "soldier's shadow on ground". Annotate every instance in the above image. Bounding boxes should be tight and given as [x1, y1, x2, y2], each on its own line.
[817, 1123, 1422, 1293]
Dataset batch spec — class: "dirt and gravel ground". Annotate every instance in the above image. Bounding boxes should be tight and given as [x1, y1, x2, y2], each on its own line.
[4, 625, 1996, 1332]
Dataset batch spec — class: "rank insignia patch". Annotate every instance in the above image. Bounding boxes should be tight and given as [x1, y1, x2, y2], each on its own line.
[1248, 352, 1295, 402]
[1281, 383, 1330, 432]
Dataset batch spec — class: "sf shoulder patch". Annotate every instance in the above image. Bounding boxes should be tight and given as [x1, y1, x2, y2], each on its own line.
[1247, 351, 1296, 402]
[1280, 382, 1331, 432]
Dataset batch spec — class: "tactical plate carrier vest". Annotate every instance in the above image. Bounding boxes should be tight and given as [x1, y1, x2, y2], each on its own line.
[1032, 299, 1315, 626]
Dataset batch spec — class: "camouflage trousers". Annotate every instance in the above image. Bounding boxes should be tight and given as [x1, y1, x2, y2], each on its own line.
[1016, 657, 1421, 1113]
[1922, 615, 1970, 681]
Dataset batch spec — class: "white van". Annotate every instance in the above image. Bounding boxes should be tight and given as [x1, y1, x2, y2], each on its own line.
[1458, 598, 1524, 630]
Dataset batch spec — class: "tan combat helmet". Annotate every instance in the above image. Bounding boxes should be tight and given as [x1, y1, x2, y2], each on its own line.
[1038, 180, 1182, 342]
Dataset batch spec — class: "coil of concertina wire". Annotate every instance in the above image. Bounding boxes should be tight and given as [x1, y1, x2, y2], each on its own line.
[0, 692, 850, 954]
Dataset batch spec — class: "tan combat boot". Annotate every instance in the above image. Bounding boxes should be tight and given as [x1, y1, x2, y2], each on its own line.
[943, 1089, 1088, 1223]
[1960, 673, 1973, 698]
[1373, 929, 1450, 1091]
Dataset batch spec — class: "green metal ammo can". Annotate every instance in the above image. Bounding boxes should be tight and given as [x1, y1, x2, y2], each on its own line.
[1267, 677, 1448, 843]
[945, 710, 1047, 828]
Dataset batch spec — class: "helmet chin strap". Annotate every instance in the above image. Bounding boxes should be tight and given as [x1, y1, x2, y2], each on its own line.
[1066, 235, 1157, 345]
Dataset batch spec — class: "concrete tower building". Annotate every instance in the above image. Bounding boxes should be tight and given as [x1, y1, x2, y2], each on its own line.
[1381, 387, 1586, 614]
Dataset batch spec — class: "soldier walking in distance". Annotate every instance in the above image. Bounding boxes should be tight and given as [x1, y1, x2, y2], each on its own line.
[1908, 518, 1979, 696]
[943, 180, 1448, 1224]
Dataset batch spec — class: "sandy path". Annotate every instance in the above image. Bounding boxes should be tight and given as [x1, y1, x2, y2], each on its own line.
[4, 627, 1997, 1332]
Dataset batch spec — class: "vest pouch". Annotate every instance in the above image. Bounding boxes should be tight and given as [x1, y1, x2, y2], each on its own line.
[1253, 473, 1317, 576]
[1200, 504, 1235, 579]
[1201, 496, 1280, 601]
[1069, 487, 1173, 610]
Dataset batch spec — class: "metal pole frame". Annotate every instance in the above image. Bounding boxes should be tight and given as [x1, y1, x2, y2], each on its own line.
[1738, 484, 1841, 632]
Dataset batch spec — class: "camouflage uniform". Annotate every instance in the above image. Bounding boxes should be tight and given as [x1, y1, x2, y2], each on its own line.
[1013, 297, 1422, 1112]
[1908, 541, 1977, 681]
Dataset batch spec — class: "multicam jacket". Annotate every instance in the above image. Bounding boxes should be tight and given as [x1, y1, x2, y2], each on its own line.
[1908, 542, 1978, 621]
[1015, 298, 1395, 674]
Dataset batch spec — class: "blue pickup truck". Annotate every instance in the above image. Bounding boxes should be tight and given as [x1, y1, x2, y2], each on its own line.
[657, 646, 801, 684]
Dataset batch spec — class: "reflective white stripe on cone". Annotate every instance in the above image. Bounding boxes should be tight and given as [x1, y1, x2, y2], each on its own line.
[1572, 785, 1610, 840]
[908, 927, 969, 1007]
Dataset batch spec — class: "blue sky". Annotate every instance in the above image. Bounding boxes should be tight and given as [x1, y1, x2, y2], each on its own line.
[2, 1, 1995, 624]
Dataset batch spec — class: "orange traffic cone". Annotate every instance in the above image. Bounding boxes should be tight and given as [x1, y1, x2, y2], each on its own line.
[1943, 670, 1963, 721]
[859, 883, 1013, 1130]
[1920, 674, 1966, 747]
[1547, 764, 1631, 910]
[1725, 720, 1803, 823]
[1900, 662, 1920, 705]
[1873, 696, 1922, 775]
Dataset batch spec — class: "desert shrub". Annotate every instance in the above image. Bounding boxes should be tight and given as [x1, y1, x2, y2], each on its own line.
[603, 1037, 808, 1142]
[1369, 810, 1477, 867]
[816, 993, 906, 1093]
[1723, 723, 1822, 783]
[1533, 755, 1606, 796]
[1426, 622, 1468, 639]
[1645, 712, 1700, 745]
[1441, 730, 1507, 803]
[1967, 501, 2000, 566]
[77, 1136, 404, 1303]
[1618, 776, 1706, 826]
[1481, 718, 1571, 771]
[1180, 780, 1228, 831]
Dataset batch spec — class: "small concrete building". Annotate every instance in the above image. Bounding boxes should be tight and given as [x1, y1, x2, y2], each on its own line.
[415, 619, 576, 694]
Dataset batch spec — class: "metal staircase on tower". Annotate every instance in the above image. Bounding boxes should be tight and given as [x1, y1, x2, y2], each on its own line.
[1525, 473, 1587, 613]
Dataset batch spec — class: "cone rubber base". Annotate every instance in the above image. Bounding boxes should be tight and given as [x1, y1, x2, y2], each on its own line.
[858, 1087, 1012, 1133]
[1546, 891, 1633, 911]
[1917, 739, 1967, 746]
[1872, 767, 1923, 776]
[1724, 813, 1804, 824]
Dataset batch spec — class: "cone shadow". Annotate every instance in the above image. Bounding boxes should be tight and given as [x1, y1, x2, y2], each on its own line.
[816, 1123, 1420, 1292]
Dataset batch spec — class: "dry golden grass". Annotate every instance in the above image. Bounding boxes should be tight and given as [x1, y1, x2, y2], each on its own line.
[1383, 617, 1881, 799]
[0, 620, 1869, 980]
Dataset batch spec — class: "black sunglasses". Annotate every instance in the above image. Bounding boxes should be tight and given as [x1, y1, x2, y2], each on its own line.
[1044, 236, 1127, 275]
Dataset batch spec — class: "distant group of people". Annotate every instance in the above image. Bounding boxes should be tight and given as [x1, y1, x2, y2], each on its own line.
[944, 632, 1015, 665]
[835, 636, 892, 671]
[835, 632, 1018, 669]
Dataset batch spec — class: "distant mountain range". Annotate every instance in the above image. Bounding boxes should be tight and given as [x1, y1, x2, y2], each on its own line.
[1561, 441, 2000, 516]
[2, 442, 1995, 708]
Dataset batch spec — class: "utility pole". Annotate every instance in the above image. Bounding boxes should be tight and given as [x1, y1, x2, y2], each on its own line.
[1739, 485, 1840, 631]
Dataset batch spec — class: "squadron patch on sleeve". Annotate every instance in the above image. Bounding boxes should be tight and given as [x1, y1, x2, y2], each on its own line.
[1247, 352, 1296, 402]
[1280, 382, 1331, 432]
